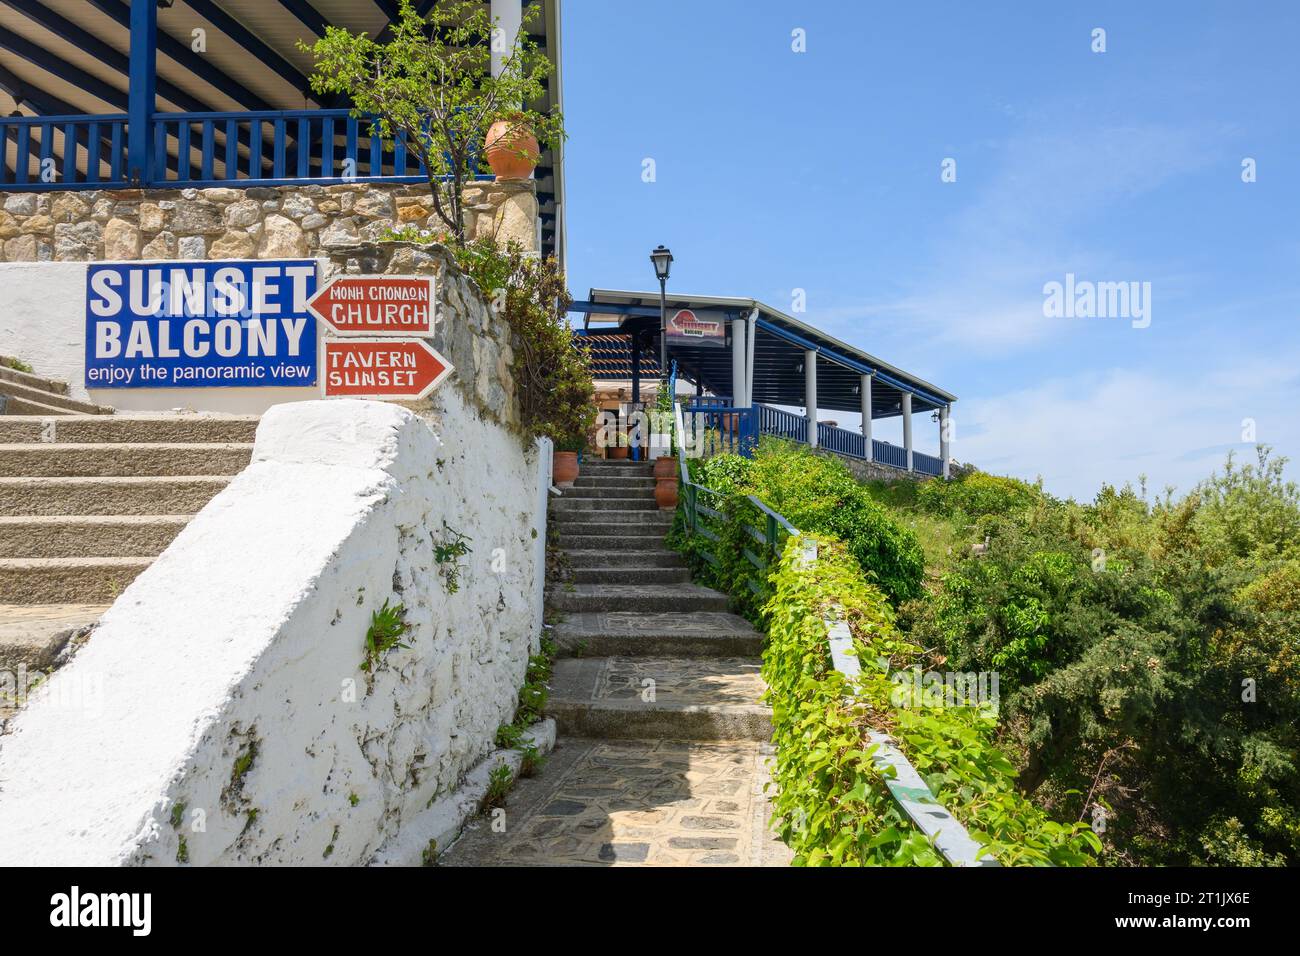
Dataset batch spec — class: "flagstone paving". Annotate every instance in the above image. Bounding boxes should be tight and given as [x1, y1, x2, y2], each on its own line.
[442, 458, 791, 867]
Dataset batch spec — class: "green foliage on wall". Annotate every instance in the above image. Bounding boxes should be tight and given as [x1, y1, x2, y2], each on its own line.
[761, 536, 1099, 866]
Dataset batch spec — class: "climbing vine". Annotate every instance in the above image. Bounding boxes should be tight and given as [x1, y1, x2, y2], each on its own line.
[762, 536, 1100, 866]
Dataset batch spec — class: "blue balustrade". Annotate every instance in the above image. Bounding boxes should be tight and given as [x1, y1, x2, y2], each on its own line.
[0, 109, 490, 192]
[749, 402, 946, 477]
[0, 115, 130, 188]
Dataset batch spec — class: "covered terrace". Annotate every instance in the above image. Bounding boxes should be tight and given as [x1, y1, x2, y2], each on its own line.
[572, 289, 957, 478]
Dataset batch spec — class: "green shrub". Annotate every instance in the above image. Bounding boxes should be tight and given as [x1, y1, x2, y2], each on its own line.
[915, 471, 1043, 519]
[691, 441, 924, 606]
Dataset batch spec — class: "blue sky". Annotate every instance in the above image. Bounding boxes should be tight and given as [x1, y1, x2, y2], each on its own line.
[559, 0, 1300, 500]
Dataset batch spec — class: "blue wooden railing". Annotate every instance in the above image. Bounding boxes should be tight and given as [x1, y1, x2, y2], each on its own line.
[683, 400, 759, 459]
[0, 115, 131, 188]
[751, 402, 945, 477]
[0, 109, 489, 192]
[757, 403, 808, 444]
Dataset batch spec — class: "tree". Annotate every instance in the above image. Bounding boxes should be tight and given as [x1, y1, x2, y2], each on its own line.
[301, 0, 565, 243]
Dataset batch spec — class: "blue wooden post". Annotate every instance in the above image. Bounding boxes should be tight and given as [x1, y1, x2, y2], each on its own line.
[630, 333, 642, 461]
[126, 0, 157, 185]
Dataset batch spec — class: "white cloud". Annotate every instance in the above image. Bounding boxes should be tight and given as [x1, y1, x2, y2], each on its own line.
[955, 359, 1300, 500]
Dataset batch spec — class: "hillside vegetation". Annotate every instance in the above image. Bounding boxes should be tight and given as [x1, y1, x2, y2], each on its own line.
[686, 440, 1300, 866]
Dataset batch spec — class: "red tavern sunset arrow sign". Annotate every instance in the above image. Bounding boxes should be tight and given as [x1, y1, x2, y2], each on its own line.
[306, 276, 436, 337]
[322, 338, 454, 401]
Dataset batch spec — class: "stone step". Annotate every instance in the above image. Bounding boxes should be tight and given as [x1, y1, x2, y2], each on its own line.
[0, 443, 253, 478]
[546, 657, 772, 741]
[0, 414, 260, 444]
[578, 462, 655, 476]
[0, 476, 230, 516]
[572, 475, 658, 489]
[555, 532, 669, 550]
[0, 603, 106, 671]
[0, 557, 153, 604]
[547, 583, 729, 613]
[550, 513, 673, 531]
[563, 549, 685, 568]
[552, 496, 659, 513]
[560, 486, 656, 501]
[0, 379, 112, 415]
[0, 515, 189, 559]
[0, 364, 68, 396]
[551, 612, 765, 658]
[569, 566, 691, 585]
[0, 394, 79, 417]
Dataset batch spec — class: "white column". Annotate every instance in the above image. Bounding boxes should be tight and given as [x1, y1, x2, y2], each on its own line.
[805, 349, 818, 447]
[731, 318, 747, 407]
[940, 405, 951, 479]
[902, 392, 913, 472]
[491, 0, 524, 77]
[745, 308, 758, 407]
[860, 373, 873, 461]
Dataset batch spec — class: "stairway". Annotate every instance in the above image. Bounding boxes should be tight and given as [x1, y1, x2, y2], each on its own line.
[0, 360, 113, 416]
[442, 457, 790, 866]
[0, 413, 258, 674]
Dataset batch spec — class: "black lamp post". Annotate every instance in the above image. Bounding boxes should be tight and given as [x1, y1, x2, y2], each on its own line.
[650, 245, 673, 371]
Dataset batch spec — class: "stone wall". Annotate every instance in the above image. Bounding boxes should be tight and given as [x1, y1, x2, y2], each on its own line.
[815, 447, 933, 483]
[323, 241, 520, 431]
[0, 178, 538, 264]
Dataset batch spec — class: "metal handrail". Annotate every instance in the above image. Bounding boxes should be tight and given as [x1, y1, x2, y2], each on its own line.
[672, 397, 995, 866]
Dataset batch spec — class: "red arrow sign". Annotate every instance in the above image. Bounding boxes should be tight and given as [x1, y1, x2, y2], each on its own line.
[307, 276, 437, 337]
[321, 338, 454, 400]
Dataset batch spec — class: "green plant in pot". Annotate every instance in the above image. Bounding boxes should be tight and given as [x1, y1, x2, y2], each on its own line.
[608, 427, 631, 460]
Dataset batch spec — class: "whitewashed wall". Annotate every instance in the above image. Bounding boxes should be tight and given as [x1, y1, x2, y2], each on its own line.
[0, 397, 545, 865]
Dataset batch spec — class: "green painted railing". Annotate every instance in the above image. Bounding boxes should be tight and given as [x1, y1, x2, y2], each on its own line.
[672, 399, 998, 867]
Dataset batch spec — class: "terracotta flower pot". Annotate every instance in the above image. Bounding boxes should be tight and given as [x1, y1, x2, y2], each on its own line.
[484, 119, 540, 181]
[653, 455, 677, 480]
[553, 451, 579, 488]
[654, 476, 679, 511]
[608, 446, 629, 460]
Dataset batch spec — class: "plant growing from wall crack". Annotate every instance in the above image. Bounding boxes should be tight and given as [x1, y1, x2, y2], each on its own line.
[362, 599, 411, 673]
[433, 521, 473, 594]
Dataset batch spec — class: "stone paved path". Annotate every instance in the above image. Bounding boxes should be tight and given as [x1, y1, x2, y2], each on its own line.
[442, 457, 790, 867]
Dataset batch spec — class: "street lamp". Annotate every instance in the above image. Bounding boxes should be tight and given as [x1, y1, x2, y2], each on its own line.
[650, 245, 673, 370]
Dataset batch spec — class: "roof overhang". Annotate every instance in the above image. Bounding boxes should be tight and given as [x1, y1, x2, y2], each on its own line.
[574, 288, 956, 417]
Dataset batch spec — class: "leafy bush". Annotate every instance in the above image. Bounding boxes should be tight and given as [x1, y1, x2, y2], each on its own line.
[689, 442, 924, 605]
[915, 470, 1043, 520]
[900, 447, 1300, 865]
[451, 238, 595, 445]
[762, 536, 1099, 866]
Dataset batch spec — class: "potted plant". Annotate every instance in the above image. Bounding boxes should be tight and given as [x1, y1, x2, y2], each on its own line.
[608, 430, 630, 460]
[484, 111, 541, 181]
[553, 435, 583, 488]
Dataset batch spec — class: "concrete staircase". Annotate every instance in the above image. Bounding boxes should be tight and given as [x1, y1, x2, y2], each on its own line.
[0, 412, 258, 673]
[441, 456, 790, 866]
[0, 361, 113, 416]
